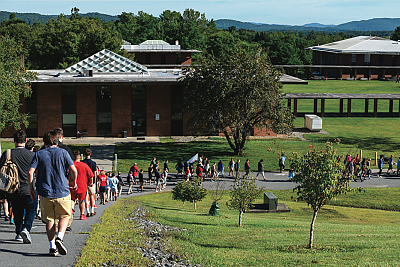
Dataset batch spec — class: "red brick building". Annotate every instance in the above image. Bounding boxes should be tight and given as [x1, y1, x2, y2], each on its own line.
[277, 36, 400, 80]
[2, 48, 306, 138]
[121, 40, 201, 68]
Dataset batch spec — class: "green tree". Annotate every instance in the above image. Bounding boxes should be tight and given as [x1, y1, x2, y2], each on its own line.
[172, 180, 191, 208]
[226, 177, 263, 226]
[31, 11, 123, 69]
[391, 26, 400, 41]
[290, 142, 359, 249]
[206, 31, 236, 58]
[187, 178, 207, 212]
[0, 36, 36, 135]
[181, 43, 293, 155]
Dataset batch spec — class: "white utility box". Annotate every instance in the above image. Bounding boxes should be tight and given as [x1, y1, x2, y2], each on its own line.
[305, 114, 322, 131]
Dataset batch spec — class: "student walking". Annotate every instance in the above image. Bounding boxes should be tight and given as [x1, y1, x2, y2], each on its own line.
[1, 130, 36, 244]
[28, 130, 78, 256]
[378, 155, 384, 178]
[256, 159, 266, 180]
[244, 159, 250, 178]
[98, 171, 108, 205]
[387, 155, 394, 175]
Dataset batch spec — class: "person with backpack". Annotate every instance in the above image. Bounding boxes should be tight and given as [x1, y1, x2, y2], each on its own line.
[0, 130, 36, 244]
[234, 159, 240, 178]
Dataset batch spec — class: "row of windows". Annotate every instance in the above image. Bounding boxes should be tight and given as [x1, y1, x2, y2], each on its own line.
[25, 85, 184, 137]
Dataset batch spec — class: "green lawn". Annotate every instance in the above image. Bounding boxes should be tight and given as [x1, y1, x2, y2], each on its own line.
[283, 80, 400, 114]
[0, 141, 88, 155]
[116, 116, 400, 172]
[77, 189, 400, 266]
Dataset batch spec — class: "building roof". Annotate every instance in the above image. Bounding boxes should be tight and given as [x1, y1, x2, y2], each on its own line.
[63, 49, 148, 74]
[32, 50, 307, 84]
[121, 39, 201, 53]
[307, 36, 400, 55]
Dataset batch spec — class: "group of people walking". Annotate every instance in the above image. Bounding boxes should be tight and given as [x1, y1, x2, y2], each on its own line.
[0, 128, 107, 257]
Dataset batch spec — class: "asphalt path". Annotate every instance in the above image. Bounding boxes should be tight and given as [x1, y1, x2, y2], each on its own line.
[1, 137, 399, 267]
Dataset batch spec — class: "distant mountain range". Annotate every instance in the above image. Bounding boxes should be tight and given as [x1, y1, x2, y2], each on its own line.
[1, 10, 399, 32]
[215, 18, 400, 32]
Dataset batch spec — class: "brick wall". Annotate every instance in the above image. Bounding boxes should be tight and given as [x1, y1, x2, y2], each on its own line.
[146, 84, 171, 136]
[76, 84, 97, 137]
[254, 126, 278, 136]
[37, 84, 62, 136]
[112, 85, 132, 137]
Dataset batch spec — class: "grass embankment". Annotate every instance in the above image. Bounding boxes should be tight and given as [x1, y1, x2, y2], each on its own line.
[283, 80, 400, 114]
[78, 189, 400, 266]
[116, 116, 400, 172]
[75, 198, 149, 267]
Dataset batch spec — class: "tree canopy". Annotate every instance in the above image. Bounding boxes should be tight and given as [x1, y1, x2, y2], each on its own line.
[180, 43, 293, 155]
[0, 36, 36, 133]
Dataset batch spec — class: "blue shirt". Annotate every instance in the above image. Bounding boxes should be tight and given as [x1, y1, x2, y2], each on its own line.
[108, 177, 118, 189]
[378, 158, 383, 168]
[30, 146, 74, 199]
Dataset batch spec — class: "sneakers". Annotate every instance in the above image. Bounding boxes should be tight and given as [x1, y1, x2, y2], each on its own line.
[93, 204, 97, 208]
[20, 228, 32, 244]
[55, 237, 67, 255]
[49, 248, 59, 256]
[66, 226, 72, 232]
[4, 215, 9, 221]
[86, 213, 91, 217]
[80, 214, 88, 220]
[91, 212, 96, 216]
[10, 218, 14, 225]
[14, 234, 23, 242]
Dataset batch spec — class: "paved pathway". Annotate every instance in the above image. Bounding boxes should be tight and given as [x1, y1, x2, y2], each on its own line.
[1, 139, 399, 267]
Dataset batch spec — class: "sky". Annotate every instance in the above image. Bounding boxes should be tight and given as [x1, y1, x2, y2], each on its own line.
[1, 0, 400, 25]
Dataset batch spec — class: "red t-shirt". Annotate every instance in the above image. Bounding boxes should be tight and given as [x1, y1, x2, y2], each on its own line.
[71, 161, 94, 194]
[130, 165, 139, 177]
[98, 175, 108, 187]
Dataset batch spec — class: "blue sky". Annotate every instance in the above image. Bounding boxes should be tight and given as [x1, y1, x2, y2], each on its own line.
[2, 0, 400, 25]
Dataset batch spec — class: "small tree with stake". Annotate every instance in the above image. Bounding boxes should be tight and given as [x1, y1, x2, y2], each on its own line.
[173, 178, 207, 212]
[172, 180, 191, 209]
[226, 177, 264, 226]
[186, 178, 207, 212]
[290, 141, 359, 249]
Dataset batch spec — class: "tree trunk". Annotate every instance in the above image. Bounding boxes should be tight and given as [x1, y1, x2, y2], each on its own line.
[309, 209, 318, 249]
[194, 202, 197, 212]
[239, 210, 243, 226]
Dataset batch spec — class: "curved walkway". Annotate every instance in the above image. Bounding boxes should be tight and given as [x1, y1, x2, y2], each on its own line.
[1, 139, 399, 266]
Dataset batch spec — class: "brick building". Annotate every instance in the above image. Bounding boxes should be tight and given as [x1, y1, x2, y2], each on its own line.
[277, 36, 400, 80]
[121, 40, 201, 68]
[2, 48, 306, 138]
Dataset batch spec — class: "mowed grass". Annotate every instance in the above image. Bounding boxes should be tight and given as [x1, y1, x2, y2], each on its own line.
[116, 117, 400, 172]
[283, 80, 400, 114]
[75, 198, 149, 267]
[83, 190, 400, 266]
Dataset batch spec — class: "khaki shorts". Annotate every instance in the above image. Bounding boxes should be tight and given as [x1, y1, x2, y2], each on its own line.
[40, 195, 72, 223]
[88, 185, 96, 195]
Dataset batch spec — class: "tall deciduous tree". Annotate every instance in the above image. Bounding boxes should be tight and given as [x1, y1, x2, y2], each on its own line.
[0, 36, 36, 134]
[226, 177, 263, 226]
[290, 142, 358, 249]
[181, 43, 293, 155]
[31, 10, 123, 69]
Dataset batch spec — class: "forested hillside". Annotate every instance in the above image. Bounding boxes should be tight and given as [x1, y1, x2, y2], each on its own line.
[0, 9, 398, 70]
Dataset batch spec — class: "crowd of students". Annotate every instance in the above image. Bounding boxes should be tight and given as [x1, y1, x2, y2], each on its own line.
[0, 128, 111, 257]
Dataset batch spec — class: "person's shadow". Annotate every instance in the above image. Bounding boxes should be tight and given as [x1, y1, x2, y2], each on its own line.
[0, 245, 48, 257]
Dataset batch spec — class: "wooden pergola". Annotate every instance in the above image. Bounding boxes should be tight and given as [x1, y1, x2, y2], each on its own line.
[285, 93, 400, 117]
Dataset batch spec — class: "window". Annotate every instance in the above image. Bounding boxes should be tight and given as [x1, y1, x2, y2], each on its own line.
[25, 85, 37, 137]
[161, 52, 166, 64]
[351, 54, 356, 66]
[131, 84, 146, 136]
[364, 54, 370, 65]
[61, 85, 77, 137]
[171, 84, 183, 136]
[96, 85, 112, 137]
